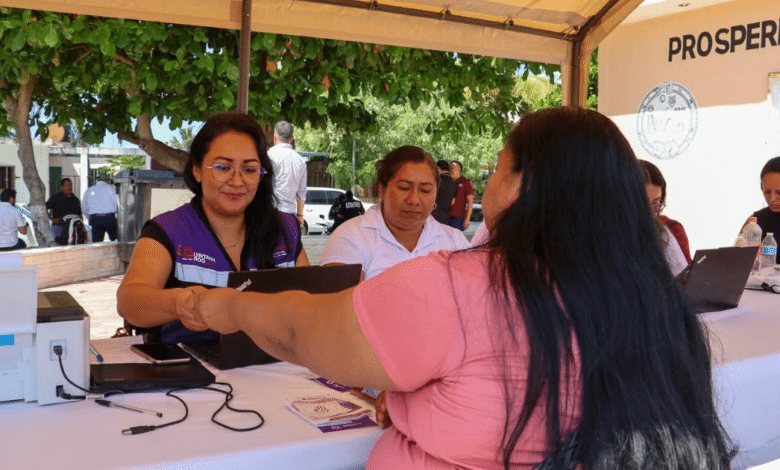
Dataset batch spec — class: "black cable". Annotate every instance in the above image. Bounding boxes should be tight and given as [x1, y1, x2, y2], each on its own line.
[56, 349, 91, 395]
[122, 382, 264, 435]
[54, 348, 263, 434]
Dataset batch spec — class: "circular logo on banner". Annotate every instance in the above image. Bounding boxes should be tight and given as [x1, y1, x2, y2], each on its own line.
[637, 82, 698, 160]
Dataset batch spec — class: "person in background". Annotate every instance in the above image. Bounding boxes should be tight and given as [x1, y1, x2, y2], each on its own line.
[745, 156, 780, 239]
[639, 161, 688, 276]
[432, 159, 456, 224]
[329, 190, 365, 234]
[81, 173, 118, 242]
[327, 193, 345, 227]
[319, 145, 469, 280]
[180, 107, 732, 469]
[448, 160, 474, 231]
[0, 189, 27, 251]
[639, 160, 692, 263]
[46, 178, 82, 244]
[267, 121, 307, 227]
[117, 112, 309, 343]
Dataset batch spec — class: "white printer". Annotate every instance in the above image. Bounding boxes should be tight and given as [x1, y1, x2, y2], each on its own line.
[0, 254, 89, 405]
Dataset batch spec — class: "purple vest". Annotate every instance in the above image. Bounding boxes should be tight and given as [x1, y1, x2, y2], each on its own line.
[154, 203, 298, 342]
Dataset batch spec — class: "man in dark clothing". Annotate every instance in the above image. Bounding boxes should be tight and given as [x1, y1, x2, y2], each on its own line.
[330, 190, 365, 234]
[45, 178, 82, 244]
[432, 160, 456, 224]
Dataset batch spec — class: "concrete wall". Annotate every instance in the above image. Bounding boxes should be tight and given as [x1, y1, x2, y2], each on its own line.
[21, 243, 124, 289]
[599, 0, 780, 251]
[0, 142, 50, 204]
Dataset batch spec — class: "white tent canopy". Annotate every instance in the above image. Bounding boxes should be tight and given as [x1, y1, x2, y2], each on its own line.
[4, 0, 649, 106]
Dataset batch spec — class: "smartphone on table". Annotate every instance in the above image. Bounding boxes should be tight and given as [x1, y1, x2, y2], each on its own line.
[131, 343, 192, 365]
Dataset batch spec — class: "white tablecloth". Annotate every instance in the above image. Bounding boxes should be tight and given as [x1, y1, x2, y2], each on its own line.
[0, 336, 382, 470]
[703, 289, 780, 470]
[1, 289, 776, 469]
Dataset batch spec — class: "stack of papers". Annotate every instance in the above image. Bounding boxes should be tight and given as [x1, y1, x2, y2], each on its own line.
[285, 394, 376, 433]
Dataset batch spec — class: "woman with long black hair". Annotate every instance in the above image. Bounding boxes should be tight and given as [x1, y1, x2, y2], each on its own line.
[179, 107, 732, 469]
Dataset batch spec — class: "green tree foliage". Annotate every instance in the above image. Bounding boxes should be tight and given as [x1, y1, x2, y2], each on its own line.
[0, 7, 534, 241]
[521, 49, 599, 110]
[294, 96, 506, 196]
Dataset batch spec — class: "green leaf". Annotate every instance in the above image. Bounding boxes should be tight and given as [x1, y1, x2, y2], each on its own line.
[98, 35, 116, 58]
[146, 74, 159, 92]
[225, 62, 239, 82]
[198, 55, 215, 72]
[305, 40, 319, 59]
[9, 28, 27, 52]
[216, 57, 228, 76]
[128, 98, 142, 116]
[39, 24, 59, 47]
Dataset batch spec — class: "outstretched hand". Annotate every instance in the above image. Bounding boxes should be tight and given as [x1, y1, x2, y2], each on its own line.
[176, 286, 241, 334]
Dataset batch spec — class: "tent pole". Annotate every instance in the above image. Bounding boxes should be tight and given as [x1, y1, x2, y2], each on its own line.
[237, 0, 251, 114]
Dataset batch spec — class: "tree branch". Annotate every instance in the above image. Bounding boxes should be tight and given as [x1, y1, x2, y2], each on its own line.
[119, 131, 189, 173]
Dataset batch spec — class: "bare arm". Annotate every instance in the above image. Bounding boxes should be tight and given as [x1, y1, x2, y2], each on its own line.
[116, 237, 204, 329]
[184, 287, 398, 390]
[463, 194, 474, 230]
[296, 246, 310, 266]
[296, 199, 305, 226]
[18, 225, 27, 235]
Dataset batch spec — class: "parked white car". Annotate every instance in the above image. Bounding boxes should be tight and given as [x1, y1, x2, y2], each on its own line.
[302, 187, 372, 235]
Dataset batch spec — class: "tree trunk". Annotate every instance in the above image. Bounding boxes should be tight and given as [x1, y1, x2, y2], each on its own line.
[118, 113, 189, 172]
[4, 76, 54, 247]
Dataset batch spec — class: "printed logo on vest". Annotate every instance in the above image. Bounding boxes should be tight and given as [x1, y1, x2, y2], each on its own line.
[177, 244, 217, 266]
[272, 242, 291, 261]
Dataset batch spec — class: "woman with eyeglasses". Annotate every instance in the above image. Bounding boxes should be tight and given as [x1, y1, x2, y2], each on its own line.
[639, 160, 690, 275]
[117, 112, 309, 342]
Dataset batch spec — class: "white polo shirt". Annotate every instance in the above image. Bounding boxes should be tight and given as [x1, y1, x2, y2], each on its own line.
[0, 202, 25, 248]
[320, 205, 471, 279]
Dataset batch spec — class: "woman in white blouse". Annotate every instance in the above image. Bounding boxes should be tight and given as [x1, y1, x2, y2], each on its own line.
[320, 146, 470, 280]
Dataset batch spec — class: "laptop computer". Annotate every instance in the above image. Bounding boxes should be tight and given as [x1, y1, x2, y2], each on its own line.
[678, 246, 757, 314]
[184, 264, 362, 370]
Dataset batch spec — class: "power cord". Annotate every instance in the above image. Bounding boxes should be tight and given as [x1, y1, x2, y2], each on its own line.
[122, 383, 265, 435]
[53, 347, 264, 435]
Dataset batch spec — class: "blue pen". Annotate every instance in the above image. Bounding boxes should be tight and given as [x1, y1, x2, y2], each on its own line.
[89, 343, 104, 363]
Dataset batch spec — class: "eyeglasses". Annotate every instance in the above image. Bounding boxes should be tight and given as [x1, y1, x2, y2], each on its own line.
[650, 200, 666, 213]
[204, 163, 266, 183]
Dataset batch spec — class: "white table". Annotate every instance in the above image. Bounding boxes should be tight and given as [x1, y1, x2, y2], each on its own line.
[703, 289, 780, 470]
[1, 290, 776, 469]
[0, 336, 382, 469]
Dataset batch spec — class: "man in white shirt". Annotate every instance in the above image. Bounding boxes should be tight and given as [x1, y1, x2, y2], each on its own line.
[267, 121, 307, 227]
[0, 189, 28, 251]
[81, 173, 118, 242]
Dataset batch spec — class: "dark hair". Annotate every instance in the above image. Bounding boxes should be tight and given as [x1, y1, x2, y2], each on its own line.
[345, 190, 354, 200]
[185, 112, 286, 269]
[638, 159, 670, 241]
[761, 156, 780, 179]
[0, 188, 15, 202]
[639, 159, 667, 205]
[487, 107, 731, 469]
[374, 146, 438, 192]
[60, 178, 72, 187]
[450, 160, 463, 171]
[436, 160, 450, 172]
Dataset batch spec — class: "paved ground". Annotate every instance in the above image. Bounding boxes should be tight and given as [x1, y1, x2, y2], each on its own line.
[44, 234, 330, 339]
